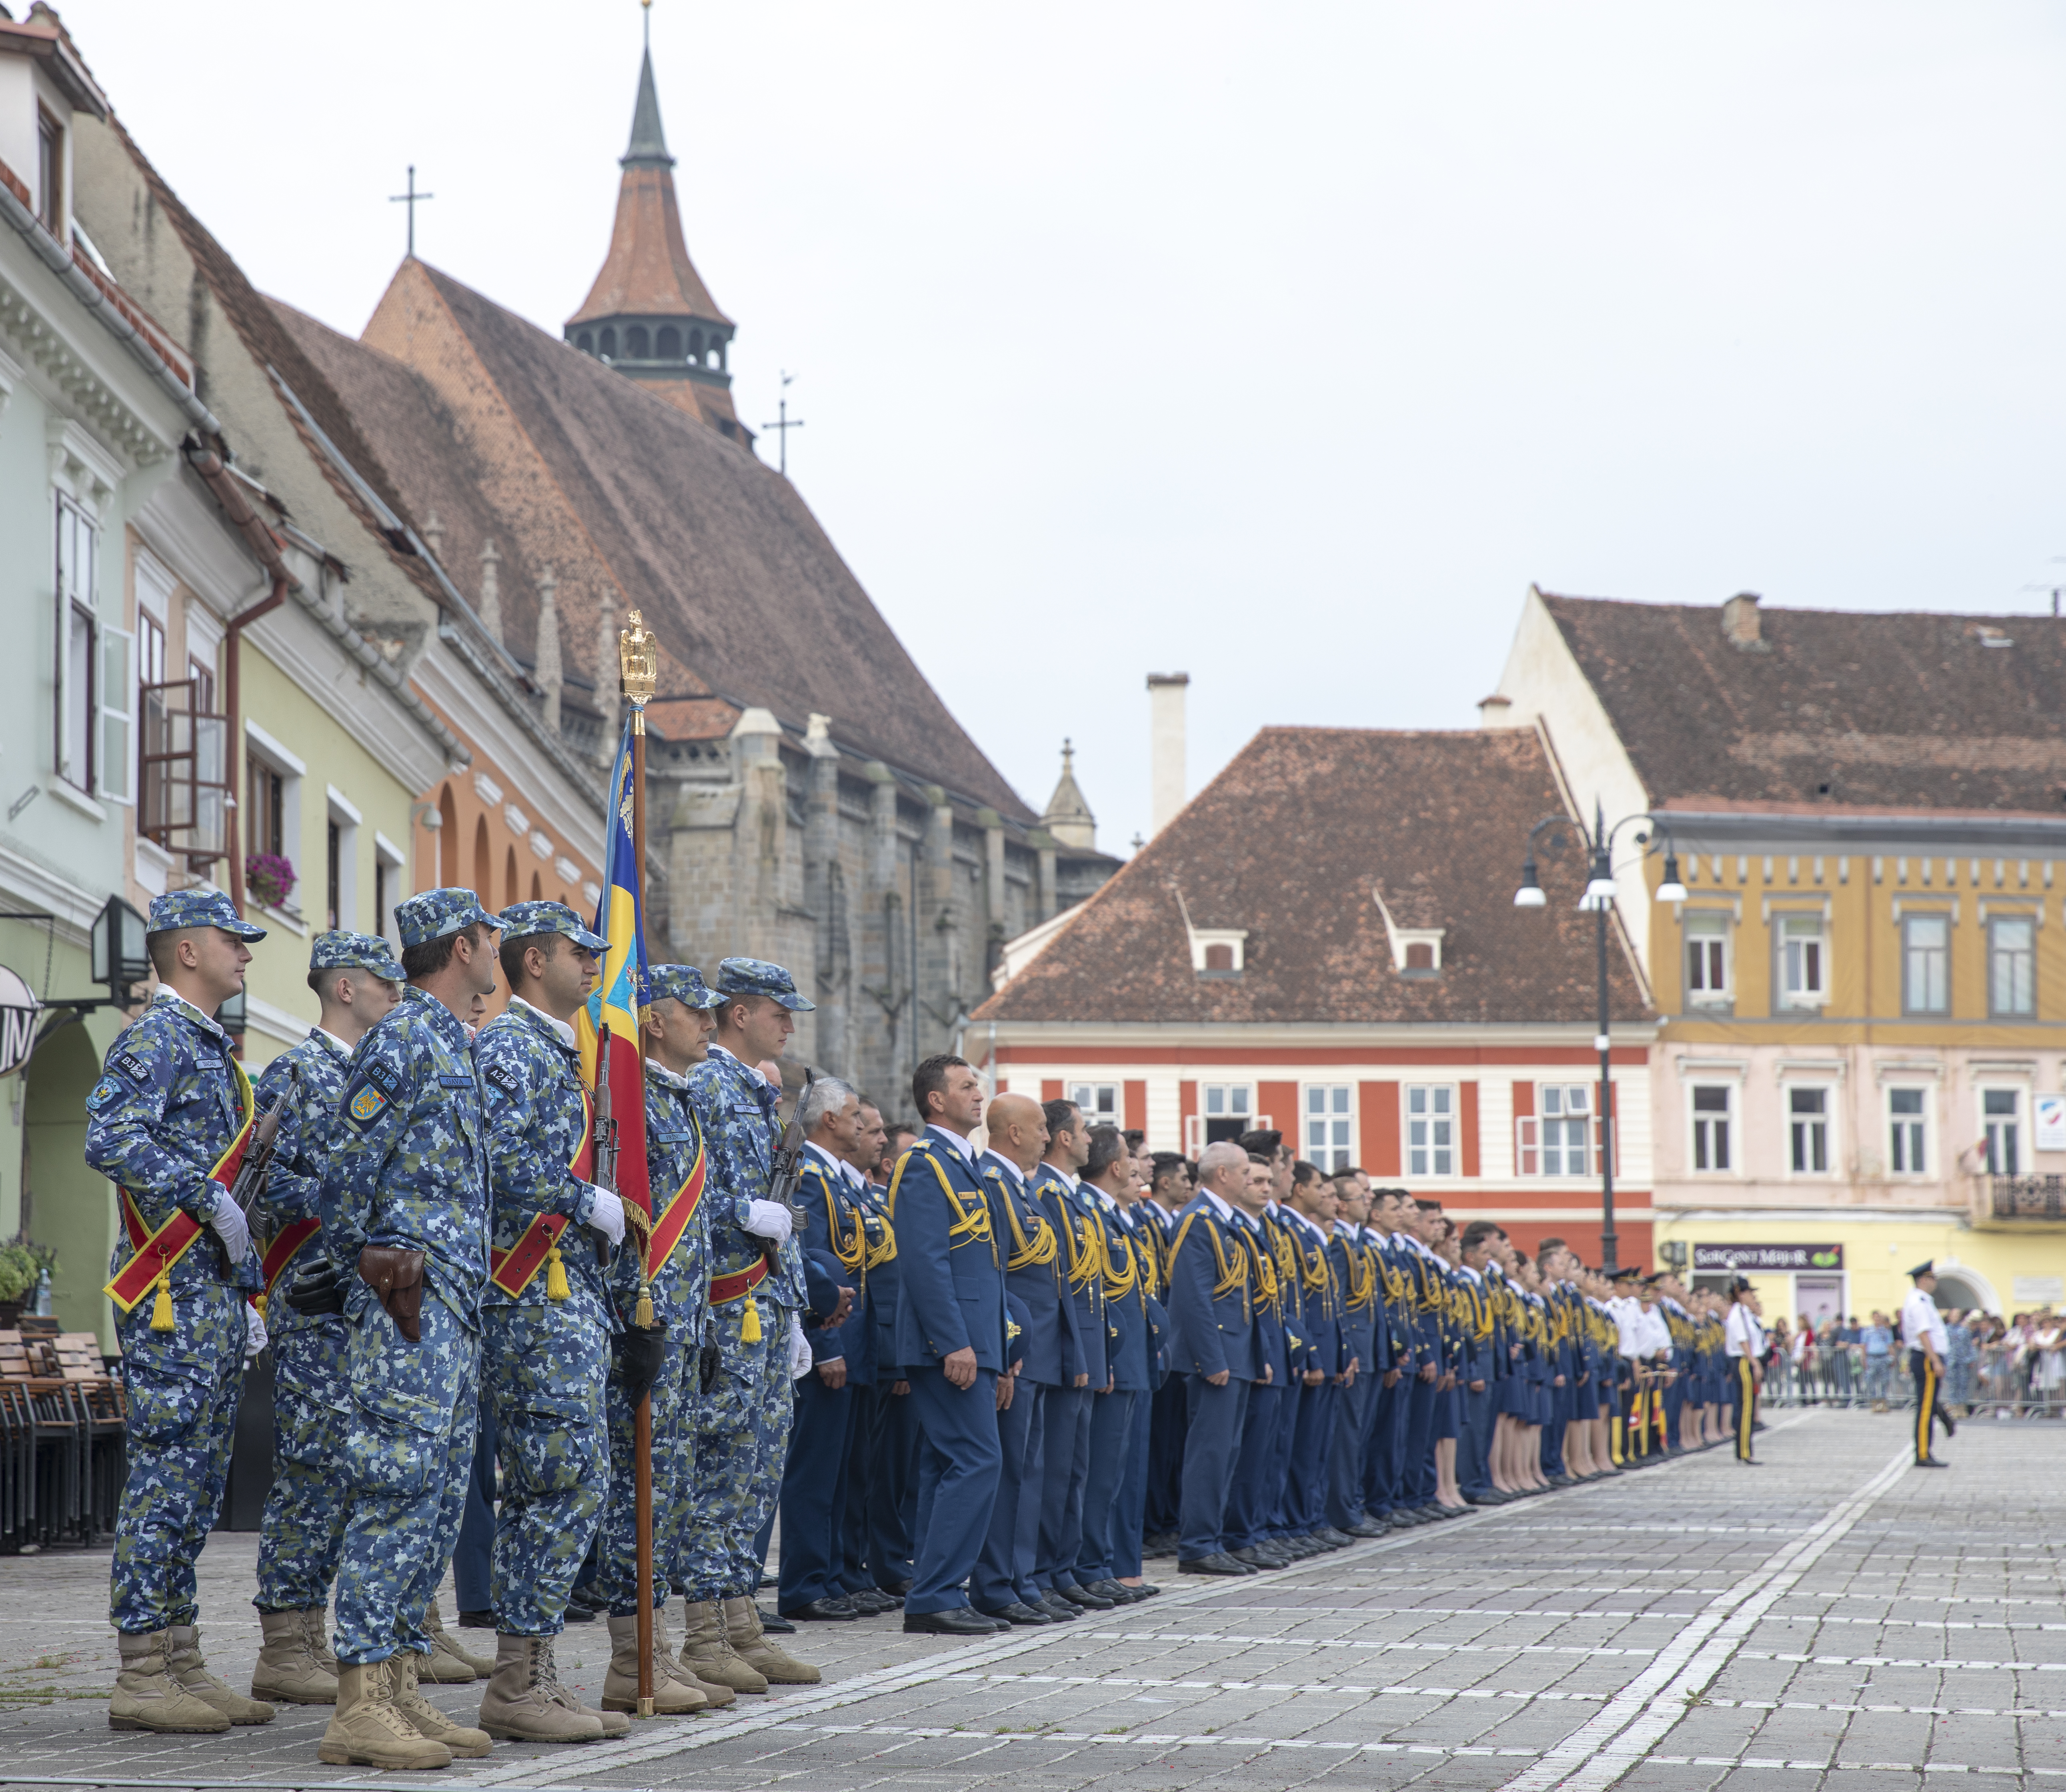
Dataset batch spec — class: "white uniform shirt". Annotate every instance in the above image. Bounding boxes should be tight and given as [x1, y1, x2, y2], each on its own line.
[1900, 1287, 1950, 1355]
[1724, 1303, 1765, 1359]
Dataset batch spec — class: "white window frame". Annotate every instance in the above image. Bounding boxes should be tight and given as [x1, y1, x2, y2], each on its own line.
[1688, 1082, 1734, 1175]
[54, 492, 98, 795]
[243, 719, 306, 919]
[1683, 910, 1732, 1007]
[1776, 912, 1828, 1012]
[1787, 1082, 1836, 1177]
[374, 831, 407, 950]
[1886, 1085, 1930, 1178]
[1302, 1083, 1354, 1173]
[1902, 912, 1951, 1016]
[325, 786, 362, 932]
[1988, 914, 2036, 1018]
[1532, 1082, 1592, 1177]
[1405, 1083, 1454, 1178]
[1982, 1085, 2022, 1177]
[1068, 1082, 1121, 1129]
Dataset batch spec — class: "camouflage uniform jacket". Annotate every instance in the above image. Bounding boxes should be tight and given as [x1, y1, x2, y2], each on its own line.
[250, 1028, 352, 1326]
[683, 1044, 803, 1310]
[85, 990, 254, 1295]
[625, 1059, 712, 1339]
[474, 998, 614, 1318]
[323, 986, 489, 1325]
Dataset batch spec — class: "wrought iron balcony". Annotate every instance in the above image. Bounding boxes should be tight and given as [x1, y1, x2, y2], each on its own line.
[1989, 1176, 2066, 1220]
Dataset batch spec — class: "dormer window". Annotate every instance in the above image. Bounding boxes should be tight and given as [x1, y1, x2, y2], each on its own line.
[37, 107, 62, 234]
[1371, 886, 1443, 977]
[1189, 928, 1247, 976]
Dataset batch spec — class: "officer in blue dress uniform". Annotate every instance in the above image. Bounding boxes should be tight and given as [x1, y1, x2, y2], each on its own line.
[1141, 1154, 1191, 1551]
[1226, 1157, 1291, 1565]
[1324, 1175, 1386, 1538]
[1281, 1168, 1349, 1548]
[249, 931, 402, 1708]
[88, 889, 271, 1736]
[891, 1054, 1009, 1634]
[1165, 1140, 1259, 1573]
[836, 1100, 906, 1609]
[971, 1092, 1072, 1624]
[317, 888, 500, 1770]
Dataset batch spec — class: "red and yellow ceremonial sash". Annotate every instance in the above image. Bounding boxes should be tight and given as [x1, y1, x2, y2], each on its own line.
[646, 1141, 705, 1276]
[258, 1218, 322, 1314]
[491, 1098, 595, 1301]
[106, 1057, 256, 1327]
[710, 1256, 770, 1306]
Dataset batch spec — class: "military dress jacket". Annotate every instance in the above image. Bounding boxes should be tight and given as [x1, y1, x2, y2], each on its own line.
[324, 986, 490, 1325]
[797, 1143, 874, 1379]
[1029, 1162, 1107, 1387]
[250, 1028, 352, 1321]
[888, 1129, 1007, 1374]
[1330, 1222, 1379, 1376]
[86, 990, 256, 1299]
[1096, 1197, 1155, 1394]
[1163, 1192, 1256, 1380]
[684, 1044, 805, 1311]
[979, 1151, 1076, 1388]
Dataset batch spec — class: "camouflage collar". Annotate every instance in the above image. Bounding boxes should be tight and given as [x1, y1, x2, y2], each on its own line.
[149, 986, 227, 1042]
[505, 994, 578, 1052]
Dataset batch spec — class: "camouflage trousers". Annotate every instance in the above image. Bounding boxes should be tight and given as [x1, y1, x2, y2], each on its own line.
[110, 1282, 246, 1633]
[591, 1320, 696, 1616]
[680, 1292, 794, 1601]
[253, 1311, 349, 1611]
[332, 1290, 479, 1665]
[484, 1294, 610, 1636]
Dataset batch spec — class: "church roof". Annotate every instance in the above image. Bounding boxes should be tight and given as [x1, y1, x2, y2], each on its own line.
[567, 47, 729, 328]
[290, 259, 1031, 820]
[1041, 740, 1096, 847]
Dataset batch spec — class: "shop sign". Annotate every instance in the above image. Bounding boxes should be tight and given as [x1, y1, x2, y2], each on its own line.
[1693, 1242, 1843, 1272]
[0, 964, 42, 1077]
[2035, 1096, 2066, 1153]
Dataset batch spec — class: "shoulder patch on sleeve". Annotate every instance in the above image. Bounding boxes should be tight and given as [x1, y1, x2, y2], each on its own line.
[340, 1058, 403, 1131]
[108, 1049, 152, 1085]
[481, 1061, 522, 1100]
[86, 1077, 122, 1112]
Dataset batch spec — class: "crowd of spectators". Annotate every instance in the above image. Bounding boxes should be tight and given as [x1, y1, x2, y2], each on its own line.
[1758, 1306, 2066, 1418]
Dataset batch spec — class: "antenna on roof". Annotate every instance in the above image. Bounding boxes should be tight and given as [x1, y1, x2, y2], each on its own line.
[762, 370, 805, 478]
[2020, 558, 2066, 618]
[388, 165, 434, 260]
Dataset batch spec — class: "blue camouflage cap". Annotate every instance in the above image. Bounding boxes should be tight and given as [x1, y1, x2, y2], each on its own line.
[715, 956, 815, 1012]
[394, 887, 503, 950]
[148, 888, 265, 942]
[648, 963, 721, 1010]
[310, 929, 405, 981]
[496, 899, 607, 953]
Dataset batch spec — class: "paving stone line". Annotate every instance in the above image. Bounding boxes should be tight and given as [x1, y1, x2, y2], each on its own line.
[1496, 1442, 1915, 1792]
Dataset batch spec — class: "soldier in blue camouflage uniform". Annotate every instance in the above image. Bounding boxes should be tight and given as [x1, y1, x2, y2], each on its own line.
[471, 900, 628, 1744]
[677, 958, 822, 1692]
[316, 889, 500, 1771]
[86, 889, 272, 1735]
[248, 931, 402, 1709]
[593, 964, 729, 1716]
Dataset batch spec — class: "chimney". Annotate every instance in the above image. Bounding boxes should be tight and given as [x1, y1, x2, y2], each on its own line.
[1147, 672, 1189, 836]
[477, 538, 503, 642]
[1477, 692, 1514, 730]
[535, 566, 563, 731]
[1722, 591, 1762, 646]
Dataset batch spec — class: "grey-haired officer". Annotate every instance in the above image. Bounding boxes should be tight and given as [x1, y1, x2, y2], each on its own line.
[678, 959, 822, 1692]
[249, 932, 402, 1707]
[318, 888, 500, 1771]
[472, 900, 628, 1743]
[86, 888, 272, 1735]
[591, 963, 732, 1716]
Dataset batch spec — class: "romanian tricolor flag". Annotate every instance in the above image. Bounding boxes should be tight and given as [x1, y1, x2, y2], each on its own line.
[577, 717, 651, 1217]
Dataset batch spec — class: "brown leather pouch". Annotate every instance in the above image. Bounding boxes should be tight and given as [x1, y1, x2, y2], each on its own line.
[356, 1245, 427, 1342]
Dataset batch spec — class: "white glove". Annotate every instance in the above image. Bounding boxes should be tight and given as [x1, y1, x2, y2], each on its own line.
[243, 1302, 268, 1362]
[743, 1199, 793, 1245]
[208, 1187, 251, 1263]
[789, 1316, 813, 1380]
[587, 1186, 627, 1248]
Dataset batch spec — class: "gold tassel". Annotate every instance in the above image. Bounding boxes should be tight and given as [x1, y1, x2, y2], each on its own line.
[634, 1291, 654, 1329]
[253, 1293, 268, 1320]
[150, 1271, 175, 1332]
[545, 1245, 571, 1302]
[739, 1297, 761, 1344]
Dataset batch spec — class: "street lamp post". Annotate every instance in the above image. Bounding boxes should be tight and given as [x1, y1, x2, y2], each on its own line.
[1514, 802, 1685, 1275]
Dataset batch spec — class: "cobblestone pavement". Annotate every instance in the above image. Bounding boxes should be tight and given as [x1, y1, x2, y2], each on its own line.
[2, 1409, 2062, 1792]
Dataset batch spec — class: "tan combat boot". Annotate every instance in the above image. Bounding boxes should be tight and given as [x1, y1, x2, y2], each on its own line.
[303, 1608, 340, 1677]
[476, 1635, 604, 1743]
[658, 1602, 734, 1708]
[541, 1635, 631, 1736]
[679, 1597, 766, 1695]
[603, 1611, 709, 1716]
[318, 1661, 453, 1769]
[109, 1630, 229, 1734]
[388, 1651, 492, 1757]
[165, 1624, 275, 1725]
[724, 1596, 821, 1686]
[422, 1602, 492, 1681]
[251, 1608, 337, 1705]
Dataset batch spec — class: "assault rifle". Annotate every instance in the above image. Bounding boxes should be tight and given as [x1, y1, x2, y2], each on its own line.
[222, 1064, 298, 1273]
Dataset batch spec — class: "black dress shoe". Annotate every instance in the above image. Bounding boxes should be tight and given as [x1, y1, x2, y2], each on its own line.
[1915, 1456, 1950, 1468]
[904, 1606, 1003, 1635]
[1345, 1518, 1388, 1538]
[458, 1609, 496, 1629]
[1228, 1546, 1274, 1569]
[783, 1597, 858, 1621]
[1317, 1526, 1358, 1548]
[1127, 1581, 1162, 1600]
[849, 1588, 901, 1615]
[979, 1601, 1053, 1626]
[1058, 1581, 1115, 1608]
[1177, 1552, 1253, 1576]
[759, 1606, 797, 1633]
[1035, 1592, 1081, 1621]
[1087, 1578, 1138, 1603]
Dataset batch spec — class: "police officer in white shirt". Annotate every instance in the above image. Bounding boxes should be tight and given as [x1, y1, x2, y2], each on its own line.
[1900, 1262, 1952, 1468]
[1722, 1278, 1766, 1465]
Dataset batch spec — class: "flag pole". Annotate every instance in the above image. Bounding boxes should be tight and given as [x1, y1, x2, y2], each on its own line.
[620, 612, 659, 1717]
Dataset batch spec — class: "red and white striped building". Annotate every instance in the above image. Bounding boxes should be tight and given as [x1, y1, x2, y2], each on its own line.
[972, 727, 1660, 1264]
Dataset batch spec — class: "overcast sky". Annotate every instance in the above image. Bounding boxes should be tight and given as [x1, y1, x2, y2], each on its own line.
[54, 1, 2066, 849]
